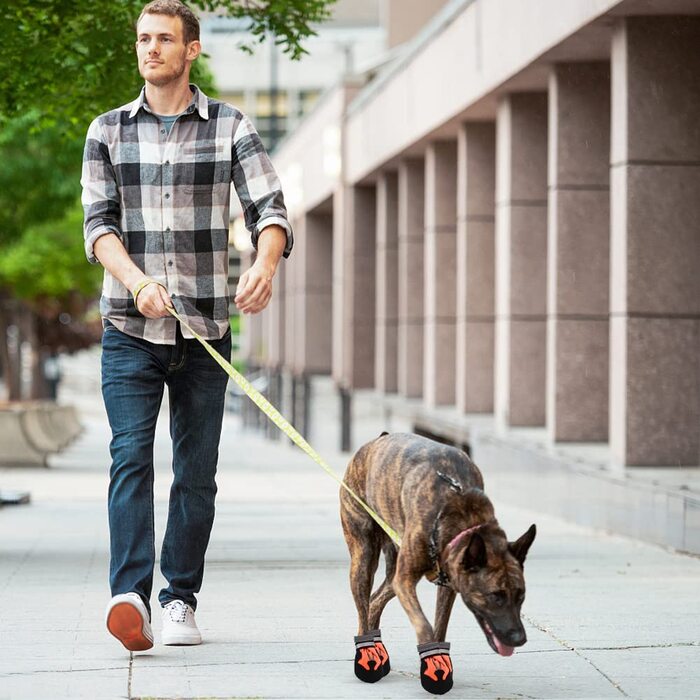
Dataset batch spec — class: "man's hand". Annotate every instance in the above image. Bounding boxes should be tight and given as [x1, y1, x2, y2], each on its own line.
[235, 259, 274, 314]
[235, 224, 287, 314]
[136, 282, 173, 318]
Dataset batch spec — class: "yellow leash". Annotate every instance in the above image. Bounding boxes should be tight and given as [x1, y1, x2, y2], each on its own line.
[167, 306, 402, 547]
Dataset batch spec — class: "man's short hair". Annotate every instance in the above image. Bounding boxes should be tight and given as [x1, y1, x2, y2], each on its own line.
[138, 0, 200, 43]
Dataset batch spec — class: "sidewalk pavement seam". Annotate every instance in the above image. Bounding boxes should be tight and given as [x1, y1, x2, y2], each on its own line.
[523, 613, 629, 697]
[579, 642, 700, 651]
[0, 666, 130, 677]
[132, 658, 352, 669]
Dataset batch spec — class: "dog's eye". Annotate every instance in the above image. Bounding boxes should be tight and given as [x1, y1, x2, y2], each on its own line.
[514, 589, 525, 605]
[488, 591, 507, 606]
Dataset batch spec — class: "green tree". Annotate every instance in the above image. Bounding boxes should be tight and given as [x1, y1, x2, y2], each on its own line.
[0, 203, 102, 300]
[1, 0, 336, 138]
[0, 0, 336, 400]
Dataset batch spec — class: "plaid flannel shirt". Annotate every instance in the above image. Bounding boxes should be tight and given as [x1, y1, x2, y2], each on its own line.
[81, 84, 293, 345]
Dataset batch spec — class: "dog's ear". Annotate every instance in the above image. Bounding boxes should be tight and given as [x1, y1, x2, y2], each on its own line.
[508, 524, 537, 567]
[462, 533, 487, 571]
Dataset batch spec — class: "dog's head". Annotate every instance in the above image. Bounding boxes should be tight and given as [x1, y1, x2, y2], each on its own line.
[445, 523, 536, 656]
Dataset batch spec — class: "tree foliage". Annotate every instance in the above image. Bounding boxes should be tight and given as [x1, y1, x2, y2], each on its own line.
[0, 0, 336, 137]
[0, 202, 102, 301]
[0, 112, 82, 246]
[0, 0, 336, 368]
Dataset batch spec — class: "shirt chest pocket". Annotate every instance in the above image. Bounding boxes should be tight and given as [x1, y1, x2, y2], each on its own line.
[179, 144, 231, 192]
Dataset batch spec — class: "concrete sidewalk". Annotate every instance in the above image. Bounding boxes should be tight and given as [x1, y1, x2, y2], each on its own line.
[1, 350, 699, 700]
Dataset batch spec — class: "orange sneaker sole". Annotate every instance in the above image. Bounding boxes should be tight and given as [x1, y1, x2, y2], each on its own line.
[107, 601, 153, 651]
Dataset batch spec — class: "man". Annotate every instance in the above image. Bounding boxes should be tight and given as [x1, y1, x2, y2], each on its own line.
[81, 0, 292, 652]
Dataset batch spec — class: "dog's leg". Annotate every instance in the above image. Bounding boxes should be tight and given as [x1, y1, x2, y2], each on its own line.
[342, 510, 388, 683]
[368, 542, 397, 629]
[341, 506, 381, 634]
[433, 586, 456, 642]
[394, 556, 455, 693]
[393, 552, 435, 644]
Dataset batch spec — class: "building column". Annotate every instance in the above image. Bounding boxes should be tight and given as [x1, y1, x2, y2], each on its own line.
[240, 250, 262, 366]
[610, 18, 700, 466]
[269, 233, 287, 370]
[424, 141, 458, 407]
[397, 158, 425, 398]
[300, 210, 333, 375]
[332, 184, 377, 390]
[456, 122, 496, 413]
[375, 172, 399, 393]
[547, 63, 611, 442]
[495, 93, 548, 427]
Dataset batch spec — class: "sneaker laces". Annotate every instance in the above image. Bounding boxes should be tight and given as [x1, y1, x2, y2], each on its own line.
[165, 600, 188, 623]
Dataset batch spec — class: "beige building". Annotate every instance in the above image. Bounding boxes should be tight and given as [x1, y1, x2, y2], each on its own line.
[241, 0, 700, 552]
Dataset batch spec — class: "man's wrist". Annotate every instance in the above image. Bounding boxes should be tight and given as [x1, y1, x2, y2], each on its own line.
[132, 277, 157, 304]
[253, 253, 278, 278]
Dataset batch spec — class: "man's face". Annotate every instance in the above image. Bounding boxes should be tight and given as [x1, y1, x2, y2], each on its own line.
[135, 13, 200, 87]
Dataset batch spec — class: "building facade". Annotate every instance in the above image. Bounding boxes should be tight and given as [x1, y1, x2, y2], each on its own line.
[241, 0, 700, 552]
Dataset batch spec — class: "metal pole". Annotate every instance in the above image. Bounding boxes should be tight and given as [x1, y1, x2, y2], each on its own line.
[301, 373, 311, 441]
[289, 374, 298, 447]
[340, 386, 351, 452]
[268, 368, 281, 441]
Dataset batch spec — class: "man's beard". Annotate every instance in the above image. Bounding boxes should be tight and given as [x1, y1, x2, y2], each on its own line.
[142, 54, 187, 87]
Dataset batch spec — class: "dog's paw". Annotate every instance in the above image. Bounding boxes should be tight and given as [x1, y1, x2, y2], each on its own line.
[418, 641, 453, 695]
[354, 631, 389, 682]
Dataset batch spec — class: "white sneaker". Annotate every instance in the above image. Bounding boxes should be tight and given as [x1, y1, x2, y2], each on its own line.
[105, 592, 154, 651]
[161, 600, 202, 645]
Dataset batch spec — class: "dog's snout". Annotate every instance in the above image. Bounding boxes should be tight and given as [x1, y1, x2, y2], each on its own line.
[504, 628, 527, 646]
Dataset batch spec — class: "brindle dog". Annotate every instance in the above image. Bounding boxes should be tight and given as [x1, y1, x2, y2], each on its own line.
[340, 432, 536, 695]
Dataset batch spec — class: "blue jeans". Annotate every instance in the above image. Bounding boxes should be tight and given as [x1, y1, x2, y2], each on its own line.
[101, 321, 230, 616]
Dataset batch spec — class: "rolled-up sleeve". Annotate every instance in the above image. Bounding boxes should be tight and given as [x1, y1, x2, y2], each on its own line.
[80, 118, 123, 264]
[231, 114, 294, 258]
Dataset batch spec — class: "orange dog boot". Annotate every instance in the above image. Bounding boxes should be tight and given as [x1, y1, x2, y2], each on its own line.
[418, 641, 453, 695]
[371, 628, 391, 676]
[354, 633, 383, 683]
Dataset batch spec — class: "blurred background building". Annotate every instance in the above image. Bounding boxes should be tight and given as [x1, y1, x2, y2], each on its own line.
[233, 0, 700, 553]
[202, 0, 386, 151]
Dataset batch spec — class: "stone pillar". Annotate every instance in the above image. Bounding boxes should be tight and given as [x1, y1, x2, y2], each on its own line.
[268, 240, 287, 370]
[284, 220, 300, 374]
[424, 141, 458, 407]
[547, 63, 611, 443]
[332, 185, 377, 389]
[375, 172, 399, 393]
[495, 93, 548, 427]
[239, 250, 259, 364]
[300, 210, 333, 375]
[610, 18, 700, 466]
[332, 187, 346, 387]
[456, 122, 496, 413]
[397, 158, 425, 398]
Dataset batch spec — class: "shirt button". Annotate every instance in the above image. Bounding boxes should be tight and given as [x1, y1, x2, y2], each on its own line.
[166, 226, 171, 232]
[160, 129, 166, 134]
[164, 193, 170, 199]
[165, 160, 170, 165]
[168, 261, 173, 267]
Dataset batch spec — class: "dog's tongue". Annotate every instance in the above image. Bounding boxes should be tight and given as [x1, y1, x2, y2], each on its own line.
[486, 625, 514, 657]
[492, 634, 514, 657]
